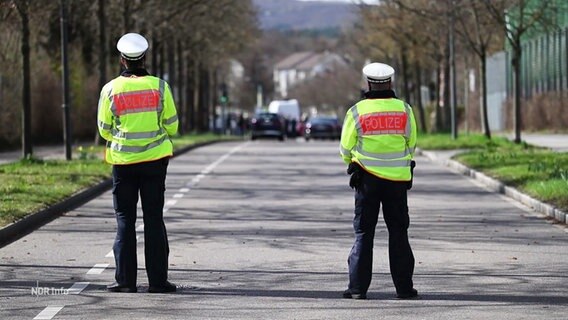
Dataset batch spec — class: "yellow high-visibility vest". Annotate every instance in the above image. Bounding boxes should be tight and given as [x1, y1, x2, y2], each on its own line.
[340, 97, 417, 181]
[97, 74, 179, 165]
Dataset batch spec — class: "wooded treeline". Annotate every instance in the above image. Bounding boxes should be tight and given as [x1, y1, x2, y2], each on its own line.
[0, 0, 258, 153]
[352, 0, 564, 140]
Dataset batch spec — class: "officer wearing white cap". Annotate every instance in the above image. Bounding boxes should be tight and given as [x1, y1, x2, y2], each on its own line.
[339, 62, 418, 299]
[98, 32, 179, 293]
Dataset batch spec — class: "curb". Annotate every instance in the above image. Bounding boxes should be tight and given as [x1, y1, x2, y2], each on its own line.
[417, 149, 567, 225]
[0, 139, 231, 248]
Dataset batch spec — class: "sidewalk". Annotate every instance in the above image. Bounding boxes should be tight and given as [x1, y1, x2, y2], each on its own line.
[504, 133, 568, 152]
[0, 145, 73, 165]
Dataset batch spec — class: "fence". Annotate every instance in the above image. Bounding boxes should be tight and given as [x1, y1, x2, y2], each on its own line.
[506, 27, 568, 98]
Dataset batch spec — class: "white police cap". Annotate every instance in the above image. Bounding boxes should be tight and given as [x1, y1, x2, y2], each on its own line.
[117, 33, 148, 60]
[362, 62, 395, 83]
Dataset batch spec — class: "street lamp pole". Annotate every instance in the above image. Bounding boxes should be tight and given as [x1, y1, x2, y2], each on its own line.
[449, 0, 458, 139]
[60, 0, 72, 160]
[450, 0, 458, 140]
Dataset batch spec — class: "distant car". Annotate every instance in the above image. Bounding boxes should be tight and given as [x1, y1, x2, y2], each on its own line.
[304, 116, 342, 141]
[250, 112, 286, 141]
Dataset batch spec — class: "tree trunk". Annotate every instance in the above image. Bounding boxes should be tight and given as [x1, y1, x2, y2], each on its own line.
[435, 63, 443, 132]
[151, 36, 158, 76]
[414, 62, 427, 132]
[95, 0, 106, 145]
[177, 41, 184, 134]
[193, 60, 201, 131]
[401, 49, 411, 102]
[167, 41, 176, 132]
[443, 43, 451, 132]
[198, 66, 210, 132]
[17, 0, 32, 158]
[158, 43, 165, 79]
[513, 45, 522, 143]
[185, 56, 194, 132]
[479, 52, 491, 139]
[211, 68, 219, 132]
[122, 0, 130, 33]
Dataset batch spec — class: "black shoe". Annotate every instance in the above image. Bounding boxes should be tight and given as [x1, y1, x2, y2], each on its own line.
[396, 288, 418, 299]
[106, 282, 137, 293]
[342, 289, 367, 300]
[148, 281, 177, 293]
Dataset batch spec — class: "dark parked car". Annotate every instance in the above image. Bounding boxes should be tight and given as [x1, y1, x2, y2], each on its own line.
[304, 116, 342, 141]
[250, 112, 286, 141]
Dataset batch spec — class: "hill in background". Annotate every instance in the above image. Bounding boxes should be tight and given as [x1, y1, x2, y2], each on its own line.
[253, 0, 357, 31]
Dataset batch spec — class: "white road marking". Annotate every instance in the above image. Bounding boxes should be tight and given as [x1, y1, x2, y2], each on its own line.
[188, 142, 249, 188]
[105, 250, 114, 258]
[67, 282, 89, 295]
[166, 199, 177, 206]
[34, 306, 64, 320]
[179, 188, 190, 193]
[173, 193, 183, 198]
[86, 263, 109, 275]
[164, 207, 169, 213]
[136, 224, 144, 231]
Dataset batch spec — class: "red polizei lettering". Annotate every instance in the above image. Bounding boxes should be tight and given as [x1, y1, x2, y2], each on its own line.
[113, 90, 160, 115]
[359, 112, 407, 135]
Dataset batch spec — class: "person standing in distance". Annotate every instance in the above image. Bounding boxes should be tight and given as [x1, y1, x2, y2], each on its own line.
[339, 62, 418, 300]
[97, 33, 179, 293]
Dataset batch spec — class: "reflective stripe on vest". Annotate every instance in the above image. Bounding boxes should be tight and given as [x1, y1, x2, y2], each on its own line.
[163, 114, 178, 125]
[98, 120, 111, 130]
[355, 146, 411, 160]
[358, 158, 411, 167]
[110, 135, 167, 153]
[111, 128, 165, 139]
[340, 146, 351, 157]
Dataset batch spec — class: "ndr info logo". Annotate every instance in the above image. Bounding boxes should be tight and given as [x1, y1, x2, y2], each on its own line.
[31, 281, 69, 296]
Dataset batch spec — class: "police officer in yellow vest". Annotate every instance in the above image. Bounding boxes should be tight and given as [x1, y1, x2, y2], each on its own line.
[340, 62, 418, 300]
[97, 33, 178, 293]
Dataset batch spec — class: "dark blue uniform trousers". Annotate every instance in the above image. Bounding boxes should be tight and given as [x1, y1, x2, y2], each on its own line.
[348, 171, 415, 295]
[112, 157, 170, 287]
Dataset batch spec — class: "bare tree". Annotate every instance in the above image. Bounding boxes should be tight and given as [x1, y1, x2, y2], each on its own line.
[454, 0, 504, 139]
[12, 0, 32, 158]
[481, 0, 560, 143]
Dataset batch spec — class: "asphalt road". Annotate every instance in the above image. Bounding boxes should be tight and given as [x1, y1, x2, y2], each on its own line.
[0, 140, 567, 320]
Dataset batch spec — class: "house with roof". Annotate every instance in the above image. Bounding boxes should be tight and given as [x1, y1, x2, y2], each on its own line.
[273, 51, 346, 98]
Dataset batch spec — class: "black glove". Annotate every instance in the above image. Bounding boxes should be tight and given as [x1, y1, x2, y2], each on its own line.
[407, 160, 416, 190]
[347, 162, 362, 190]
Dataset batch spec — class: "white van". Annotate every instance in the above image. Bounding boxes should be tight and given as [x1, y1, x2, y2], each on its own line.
[268, 99, 301, 121]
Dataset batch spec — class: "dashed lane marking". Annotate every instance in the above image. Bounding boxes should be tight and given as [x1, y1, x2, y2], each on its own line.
[67, 282, 89, 295]
[33, 306, 64, 320]
[86, 263, 109, 275]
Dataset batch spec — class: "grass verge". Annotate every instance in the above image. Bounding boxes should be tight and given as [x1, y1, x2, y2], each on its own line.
[0, 133, 233, 227]
[420, 133, 568, 212]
